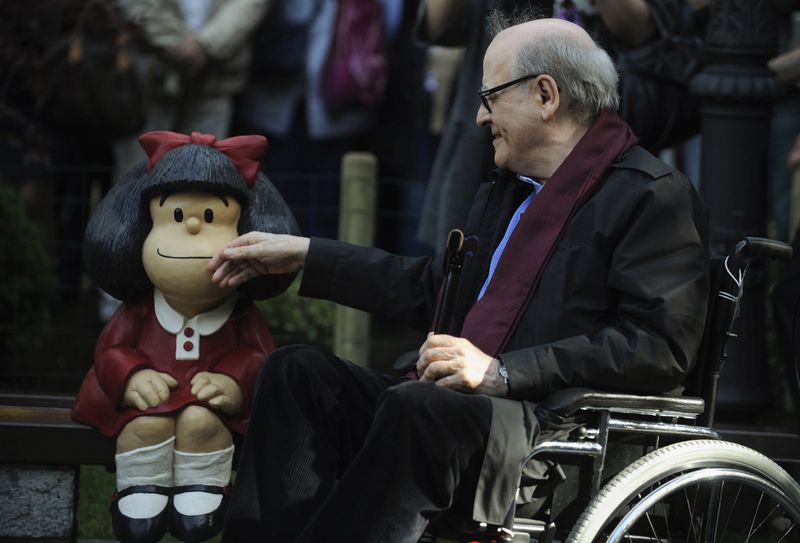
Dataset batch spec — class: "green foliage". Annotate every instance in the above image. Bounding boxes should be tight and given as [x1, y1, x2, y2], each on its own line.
[0, 184, 57, 353]
[256, 274, 336, 349]
[77, 465, 115, 538]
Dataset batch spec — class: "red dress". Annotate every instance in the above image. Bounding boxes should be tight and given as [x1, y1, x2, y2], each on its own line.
[72, 291, 274, 437]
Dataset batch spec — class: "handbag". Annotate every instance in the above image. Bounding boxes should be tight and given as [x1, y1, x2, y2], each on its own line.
[34, 0, 146, 136]
[321, 0, 388, 113]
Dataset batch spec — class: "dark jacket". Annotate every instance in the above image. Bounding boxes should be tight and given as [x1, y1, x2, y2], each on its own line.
[300, 145, 709, 524]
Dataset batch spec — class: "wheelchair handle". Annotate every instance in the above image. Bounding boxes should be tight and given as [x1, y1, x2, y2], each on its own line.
[733, 237, 793, 263]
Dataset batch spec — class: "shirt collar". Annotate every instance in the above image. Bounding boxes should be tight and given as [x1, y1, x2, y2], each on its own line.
[517, 174, 543, 196]
[154, 289, 238, 335]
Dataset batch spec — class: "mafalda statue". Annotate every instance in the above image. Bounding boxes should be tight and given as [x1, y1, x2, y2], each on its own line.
[72, 131, 299, 543]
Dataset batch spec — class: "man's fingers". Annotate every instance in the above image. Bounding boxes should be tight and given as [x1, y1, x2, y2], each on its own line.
[210, 258, 236, 281]
[226, 267, 259, 288]
[222, 239, 266, 261]
[419, 360, 455, 382]
[417, 346, 454, 375]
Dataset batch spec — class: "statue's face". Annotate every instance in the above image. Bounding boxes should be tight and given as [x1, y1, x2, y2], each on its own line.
[142, 190, 241, 312]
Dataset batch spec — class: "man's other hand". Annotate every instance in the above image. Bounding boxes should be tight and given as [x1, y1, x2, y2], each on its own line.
[417, 333, 509, 397]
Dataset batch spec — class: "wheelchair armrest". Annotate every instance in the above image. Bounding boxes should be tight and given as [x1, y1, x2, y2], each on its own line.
[540, 387, 705, 418]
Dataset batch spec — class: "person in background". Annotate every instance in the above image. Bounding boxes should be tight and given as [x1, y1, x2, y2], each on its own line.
[112, 0, 269, 182]
[213, 11, 708, 542]
[235, 0, 402, 239]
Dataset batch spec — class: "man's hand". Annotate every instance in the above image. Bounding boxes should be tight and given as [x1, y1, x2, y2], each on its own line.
[123, 369, 179, 411]
[191, 371, 243, 416]
[209, 232, 311, 288]
[416, 334, 509, 397]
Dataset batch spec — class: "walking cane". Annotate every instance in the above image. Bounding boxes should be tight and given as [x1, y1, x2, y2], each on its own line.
[432, 229, 466, 334]
[392, 229, 468, 374]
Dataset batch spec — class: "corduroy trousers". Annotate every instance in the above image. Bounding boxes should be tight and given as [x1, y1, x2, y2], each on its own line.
[222, 345, 493, 543]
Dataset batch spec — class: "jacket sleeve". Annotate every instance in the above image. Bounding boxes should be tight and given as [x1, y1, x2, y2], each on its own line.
[299, 238, 444, 332]
[94, 304, 153, 406]
[118, 0, 269, 59]
[117, 0, 187, 50]
[500, 173, 709, 400]
[212, 304, 274, 419]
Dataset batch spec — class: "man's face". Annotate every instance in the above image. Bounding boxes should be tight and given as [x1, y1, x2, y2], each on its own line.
[142, 190, 241, 310]
[476, 40, 541, 173]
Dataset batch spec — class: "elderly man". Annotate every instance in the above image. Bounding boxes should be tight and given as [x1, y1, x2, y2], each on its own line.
[213, 12, 708, 543]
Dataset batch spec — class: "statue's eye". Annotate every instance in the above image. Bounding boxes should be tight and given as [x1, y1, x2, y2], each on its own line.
[174, 208, 183, 222]
[204, 209, 214, 223]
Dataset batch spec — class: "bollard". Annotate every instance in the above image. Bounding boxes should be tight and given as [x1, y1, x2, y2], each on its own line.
[333, 152, 378, 365]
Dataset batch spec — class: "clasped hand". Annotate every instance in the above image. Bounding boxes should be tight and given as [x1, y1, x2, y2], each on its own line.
[416, 334, 508, 397]
[122, 369, 243, 415]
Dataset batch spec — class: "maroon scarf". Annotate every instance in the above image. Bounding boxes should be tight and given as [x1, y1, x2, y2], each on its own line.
[458, 110, 638, 357]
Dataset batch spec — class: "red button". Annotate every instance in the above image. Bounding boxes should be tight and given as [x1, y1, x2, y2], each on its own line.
[183, 341, 194, 351]
[184, 327, 195, 337]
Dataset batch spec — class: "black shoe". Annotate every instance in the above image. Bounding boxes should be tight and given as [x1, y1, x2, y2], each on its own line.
[170, 484, 230, 543]
[110, 485, 171, 543]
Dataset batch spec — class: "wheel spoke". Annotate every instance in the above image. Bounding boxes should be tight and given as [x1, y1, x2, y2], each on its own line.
[711, 481, 725, 543]
[746, 492, 765, 542]
[718, 483, 742, 542]
[776, 519, 796, 543]
[749, 502, 782, 537]
[644, 508, 659, 543]
[683, 485, 701, 543]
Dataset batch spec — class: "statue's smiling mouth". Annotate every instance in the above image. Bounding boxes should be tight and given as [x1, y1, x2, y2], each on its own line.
[157, 249, 212, 260]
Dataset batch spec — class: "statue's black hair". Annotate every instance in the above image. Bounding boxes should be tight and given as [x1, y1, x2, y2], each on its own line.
[83, 144, 300, 302]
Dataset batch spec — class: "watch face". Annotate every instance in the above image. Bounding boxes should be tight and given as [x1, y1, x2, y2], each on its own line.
[498, 362, 509, 382]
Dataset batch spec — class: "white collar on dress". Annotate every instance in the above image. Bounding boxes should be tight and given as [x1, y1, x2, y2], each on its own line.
[153, 289, 238, 336]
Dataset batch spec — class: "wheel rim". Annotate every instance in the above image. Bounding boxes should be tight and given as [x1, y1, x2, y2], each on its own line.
[599, 468, 800, 543]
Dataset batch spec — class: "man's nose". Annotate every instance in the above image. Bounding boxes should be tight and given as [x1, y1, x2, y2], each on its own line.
[186, 216, 202, 234]
[476, 102, 490, 127]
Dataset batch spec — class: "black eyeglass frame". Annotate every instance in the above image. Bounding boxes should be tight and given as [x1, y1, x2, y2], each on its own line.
[478, 74, 541, 113]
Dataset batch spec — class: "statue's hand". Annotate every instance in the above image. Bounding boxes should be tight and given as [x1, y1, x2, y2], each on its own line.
[190, 371, 243, 416]
[122, 369, 179, 411]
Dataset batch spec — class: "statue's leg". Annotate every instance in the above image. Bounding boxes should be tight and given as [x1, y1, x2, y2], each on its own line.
[113, 415, 176, 542]
[171, 405, 234, 541]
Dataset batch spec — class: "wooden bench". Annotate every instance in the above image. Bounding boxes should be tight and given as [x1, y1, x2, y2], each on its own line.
[0, 392, 115, 542]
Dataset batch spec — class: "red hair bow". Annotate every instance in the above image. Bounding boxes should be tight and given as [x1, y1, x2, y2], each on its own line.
[138, 131, 268, 186]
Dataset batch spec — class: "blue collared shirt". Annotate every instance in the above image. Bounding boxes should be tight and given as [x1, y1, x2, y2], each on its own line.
[477, 175, 543, 301]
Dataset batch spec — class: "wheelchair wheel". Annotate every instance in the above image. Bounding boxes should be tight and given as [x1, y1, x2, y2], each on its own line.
[567, 439, 800, 543]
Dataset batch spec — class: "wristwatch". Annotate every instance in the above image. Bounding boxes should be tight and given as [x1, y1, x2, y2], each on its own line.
[497, 359, 509, 386]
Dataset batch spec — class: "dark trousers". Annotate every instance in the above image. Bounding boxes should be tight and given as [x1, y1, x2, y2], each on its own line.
[222, 345, 493, 543]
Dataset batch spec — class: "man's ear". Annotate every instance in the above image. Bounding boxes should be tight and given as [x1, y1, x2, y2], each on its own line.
[537, 75, 560, 120]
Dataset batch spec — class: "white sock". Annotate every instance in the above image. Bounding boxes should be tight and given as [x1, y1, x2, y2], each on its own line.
[115, 437, 174, 519]
[173, 445, 234, 516]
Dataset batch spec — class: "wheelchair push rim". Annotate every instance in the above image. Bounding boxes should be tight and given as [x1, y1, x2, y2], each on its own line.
[567, 439, 800, 543]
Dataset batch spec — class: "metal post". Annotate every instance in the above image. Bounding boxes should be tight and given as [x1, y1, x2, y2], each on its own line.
[690, 0, 781, 417]
[333, 152, 378, 365]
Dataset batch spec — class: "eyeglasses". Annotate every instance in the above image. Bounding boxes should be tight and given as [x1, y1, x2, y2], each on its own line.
[478, 74, 541, 113]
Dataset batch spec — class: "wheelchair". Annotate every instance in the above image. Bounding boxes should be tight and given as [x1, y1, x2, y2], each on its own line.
[429, 237, 800, 543]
